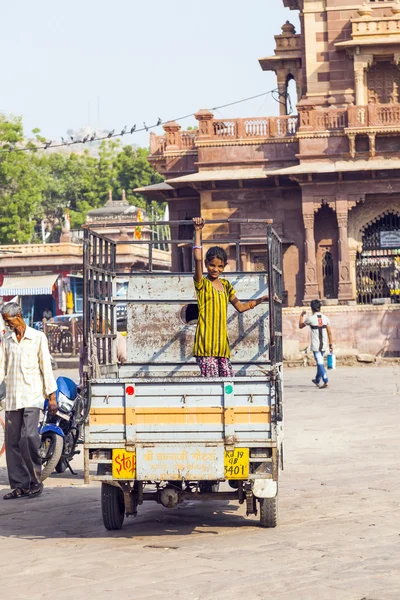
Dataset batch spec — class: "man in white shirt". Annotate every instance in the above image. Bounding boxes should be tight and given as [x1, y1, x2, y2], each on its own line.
[299, 299, 333, 389]
[0, 302, 58, 499]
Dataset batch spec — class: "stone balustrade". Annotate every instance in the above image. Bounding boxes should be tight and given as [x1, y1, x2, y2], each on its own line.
[0, 242, 82, 256]
[148, 104, 400, 160]
[299, 108, 348, 131]
[210, 116, 298, 139]
[348, 103, 400, 128]
[150, 115, 299, 157]
[351, 14, 400, 39]
[299, 104, 400, 132]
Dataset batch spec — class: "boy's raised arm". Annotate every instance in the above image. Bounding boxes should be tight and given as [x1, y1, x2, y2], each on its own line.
[192, 217, 204, 282]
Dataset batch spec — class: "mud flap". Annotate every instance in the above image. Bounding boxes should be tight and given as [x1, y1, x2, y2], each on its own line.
[252, 479, 277, 499]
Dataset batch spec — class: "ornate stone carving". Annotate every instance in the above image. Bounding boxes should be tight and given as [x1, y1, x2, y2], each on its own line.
[303, 214, 314, 229]
[347, 133, 356, 159]
[354, 67, 364, 85]
[348, 198, 400, 248]
[339, 264, 350, 282]
[306, 264, 316, 284]
[313, 196, 336, 212]
[337, 212, 348, 228]
[348, 194, 366, 210]
[368, 63, 400, 105]
[368, 133, 376, 158]
[240, 222, 283, 237]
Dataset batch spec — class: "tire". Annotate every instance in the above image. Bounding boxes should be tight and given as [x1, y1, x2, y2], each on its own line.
[55, 458, 68, 473]
[59, 331, 74, 358]
[259, 496, 278, 528]
[74, 392, 91, 426]
[40, 433, 63, 481]
[101, 483, 125, 530]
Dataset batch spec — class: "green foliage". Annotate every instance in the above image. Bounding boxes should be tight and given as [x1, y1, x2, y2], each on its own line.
[0, 116, 165, 244]
[0, 116, 46, 244]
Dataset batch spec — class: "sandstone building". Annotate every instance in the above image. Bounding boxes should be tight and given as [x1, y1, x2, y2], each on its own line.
[139, 0, 400, 319]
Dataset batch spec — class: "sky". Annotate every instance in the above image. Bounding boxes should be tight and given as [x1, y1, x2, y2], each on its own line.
[2, 0, 299, 148]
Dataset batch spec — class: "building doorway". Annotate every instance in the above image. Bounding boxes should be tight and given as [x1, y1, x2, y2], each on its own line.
[315, 205, 338, 299]
[356, 211, 400, 304]
[368, 62, 400, 104]
[322, 251, 335, 298]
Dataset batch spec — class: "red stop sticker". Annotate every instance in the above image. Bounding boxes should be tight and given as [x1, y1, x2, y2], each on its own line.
[126, 385, 135, 396]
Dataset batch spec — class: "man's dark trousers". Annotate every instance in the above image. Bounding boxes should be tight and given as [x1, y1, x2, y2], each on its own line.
[5, 408, 42, 491]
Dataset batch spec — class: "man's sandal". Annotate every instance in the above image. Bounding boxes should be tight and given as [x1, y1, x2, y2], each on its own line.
[3, 487, 30, 500]
[28, 482, 44, 498]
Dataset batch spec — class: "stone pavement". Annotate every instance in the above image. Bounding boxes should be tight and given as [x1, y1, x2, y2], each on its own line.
[1, 366, 400, 600]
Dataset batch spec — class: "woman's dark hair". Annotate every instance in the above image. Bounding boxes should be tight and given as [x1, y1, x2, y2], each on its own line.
[310, 299, 321, 313]
[205, 246, 228, 265]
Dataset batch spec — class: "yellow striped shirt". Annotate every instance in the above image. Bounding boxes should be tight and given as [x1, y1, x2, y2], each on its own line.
[193, 276, 236, 358]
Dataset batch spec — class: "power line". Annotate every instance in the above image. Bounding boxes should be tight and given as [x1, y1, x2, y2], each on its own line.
[0, 88, 279, 155]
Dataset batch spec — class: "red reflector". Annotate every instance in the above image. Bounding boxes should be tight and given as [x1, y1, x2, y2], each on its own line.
[126, 386, 135, 396]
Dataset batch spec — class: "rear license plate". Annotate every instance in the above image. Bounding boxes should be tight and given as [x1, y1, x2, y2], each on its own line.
[224, 448, 249, 479]
[112, 449, 136, 479]
[136, 444, 224, 480]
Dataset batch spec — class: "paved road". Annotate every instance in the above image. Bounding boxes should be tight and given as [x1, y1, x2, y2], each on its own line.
[1, 366, 400, 600]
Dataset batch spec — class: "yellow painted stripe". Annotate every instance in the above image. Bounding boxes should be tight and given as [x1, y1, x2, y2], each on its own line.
[90, 406, 270, 426]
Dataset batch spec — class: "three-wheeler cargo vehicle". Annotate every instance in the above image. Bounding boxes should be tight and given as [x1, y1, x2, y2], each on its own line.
[82, 218, 284, 530]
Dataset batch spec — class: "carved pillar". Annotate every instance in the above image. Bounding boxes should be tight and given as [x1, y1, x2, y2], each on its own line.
[354, 54, 373, 106]
[163, 121, 181, 150]
[302, 209, 319, 303]
[277, 74, 288, 116]
[349, 247, 358, 301]
[354, 64, 365, 106]
[336, 203, 354, 302]
[195, 109, 214, 140]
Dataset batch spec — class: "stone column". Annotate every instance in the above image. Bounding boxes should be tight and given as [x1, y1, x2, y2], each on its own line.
[277, 75, 288, 116]
[354, 54, 373, 106]
[336, 200, 353, 302]
[348, 247, 358, 302]
[302, 208, 319, 303]
[354, 63, 365, 106]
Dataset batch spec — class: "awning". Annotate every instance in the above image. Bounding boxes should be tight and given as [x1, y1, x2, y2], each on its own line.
[165, 168, 268, 186]
[134, 182, 174, 193]
[264, 158, 400, 176]
[0, 274, 59, 296]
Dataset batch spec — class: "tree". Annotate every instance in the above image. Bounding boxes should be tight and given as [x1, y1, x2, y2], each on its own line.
[0, 115, 166, 243]
[113, 145, 164, 210]
[0, 116, 46, 244]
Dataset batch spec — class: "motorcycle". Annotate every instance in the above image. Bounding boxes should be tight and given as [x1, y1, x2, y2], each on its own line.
[39, 376, 86, 480]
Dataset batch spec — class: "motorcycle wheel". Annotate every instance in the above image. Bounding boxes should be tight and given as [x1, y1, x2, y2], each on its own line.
[55, 458, 68, 473]
[40, 432, 63, 481]
[74, 392, 91, 426]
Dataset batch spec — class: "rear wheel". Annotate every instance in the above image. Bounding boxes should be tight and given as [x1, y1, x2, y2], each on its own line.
[101, 483, 125, 530]
[259, 496, 278, 528]
[40, 433, 63, 481]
